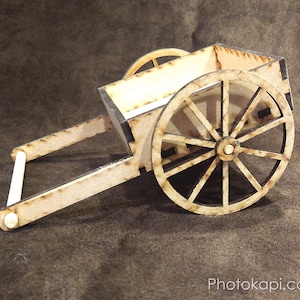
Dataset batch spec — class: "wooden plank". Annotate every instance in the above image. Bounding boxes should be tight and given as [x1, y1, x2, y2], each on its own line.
[103, 46, 216, 116]
[11, 115, 113, 162]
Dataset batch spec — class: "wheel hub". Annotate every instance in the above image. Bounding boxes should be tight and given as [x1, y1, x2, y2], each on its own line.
[216, 137, 240, 161]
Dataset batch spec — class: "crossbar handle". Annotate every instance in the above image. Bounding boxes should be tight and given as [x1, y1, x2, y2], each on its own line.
[7, 151, 26, 206]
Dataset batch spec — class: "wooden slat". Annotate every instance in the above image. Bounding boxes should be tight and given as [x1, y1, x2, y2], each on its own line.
[11, 115, 113, 162]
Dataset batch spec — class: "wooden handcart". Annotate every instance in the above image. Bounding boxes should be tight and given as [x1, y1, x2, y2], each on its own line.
[0, 44, 294, 231]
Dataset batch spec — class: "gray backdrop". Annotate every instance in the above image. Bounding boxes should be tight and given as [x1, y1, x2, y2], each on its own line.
[0, 1, 299, 299]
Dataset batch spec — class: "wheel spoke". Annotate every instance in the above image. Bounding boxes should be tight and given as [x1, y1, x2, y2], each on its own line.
[233, 157, 261, 191]
[230, 87, 264, 138]
[237, 116, 286, 143]
[165, 149, 216, 178]
[185, 97, 220, 141]
[240, 147, 284, 160]
[188, 157, 220, 203]
[152, 58, 159, 67]
[221, 80, 230, 136]
[163, 133, 216, 148]
[222, 161, 229, 208]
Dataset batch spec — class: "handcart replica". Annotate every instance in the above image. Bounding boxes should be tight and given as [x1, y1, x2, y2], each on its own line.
[0, 44, 294, 231]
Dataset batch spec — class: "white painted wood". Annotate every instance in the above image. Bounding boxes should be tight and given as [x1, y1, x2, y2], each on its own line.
[6, 151, 26, 206]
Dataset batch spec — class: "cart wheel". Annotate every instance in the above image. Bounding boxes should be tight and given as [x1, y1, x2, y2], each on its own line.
[123, 48, 189, 79]
[152, 70, 294, 215]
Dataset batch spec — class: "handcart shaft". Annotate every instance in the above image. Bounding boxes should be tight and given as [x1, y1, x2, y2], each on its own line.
[11, 114, 113, 162]
[0, 155, 140, 230]
[0, 114, 122, 230]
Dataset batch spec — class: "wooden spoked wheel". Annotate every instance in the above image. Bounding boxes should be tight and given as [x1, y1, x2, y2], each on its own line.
[123, 48, 189, 79]
[152, 70, 294, 215]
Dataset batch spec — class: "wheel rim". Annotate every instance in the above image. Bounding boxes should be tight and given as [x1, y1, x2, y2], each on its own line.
[152, 70, 294, 215]
[123, 48, 189, 79]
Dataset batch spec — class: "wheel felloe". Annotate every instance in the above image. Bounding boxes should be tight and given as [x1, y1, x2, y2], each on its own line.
[123, 48, 189, 79]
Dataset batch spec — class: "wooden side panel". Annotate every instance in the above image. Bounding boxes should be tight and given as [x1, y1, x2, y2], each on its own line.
[251, 59, 293, 109]
[214, 44, 293, 109]
[128, 108, 163, 171]
[214, 44, 273, 71]
[103, 46, 217, 116]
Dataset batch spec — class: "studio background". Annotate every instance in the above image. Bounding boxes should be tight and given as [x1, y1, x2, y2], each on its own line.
[0, 1, 299, 299]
